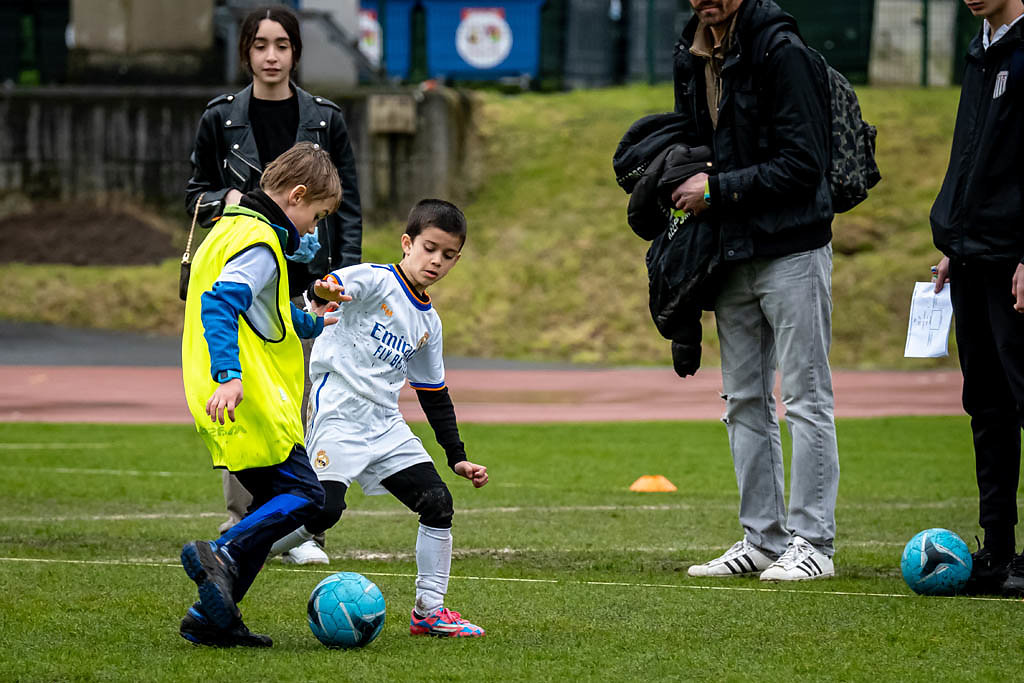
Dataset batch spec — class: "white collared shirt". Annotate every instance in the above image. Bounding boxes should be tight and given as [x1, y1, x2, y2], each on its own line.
[983, 11, 1024, 50]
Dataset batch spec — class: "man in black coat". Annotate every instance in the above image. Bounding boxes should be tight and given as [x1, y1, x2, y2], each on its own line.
[930, 0, 1024, 596]
[671, 0, 840, 581]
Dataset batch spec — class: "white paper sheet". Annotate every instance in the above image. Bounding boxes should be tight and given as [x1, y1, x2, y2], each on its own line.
[904, 281, 952, 358]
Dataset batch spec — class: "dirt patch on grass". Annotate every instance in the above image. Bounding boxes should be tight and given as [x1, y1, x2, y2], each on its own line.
[0, 202, 180, 266]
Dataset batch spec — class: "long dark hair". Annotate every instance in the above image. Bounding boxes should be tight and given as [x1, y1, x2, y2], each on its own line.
[238, 5, 303, 75]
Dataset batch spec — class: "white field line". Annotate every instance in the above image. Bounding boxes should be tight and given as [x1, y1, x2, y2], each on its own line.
[0, 466, 189, 477]
[0, 555, 1010, 603]
[0, 497, 976, 524]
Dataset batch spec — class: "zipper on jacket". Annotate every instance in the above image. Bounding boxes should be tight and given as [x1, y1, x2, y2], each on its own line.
[959, 62, 988, 257]
[230, 148, 263, 175]
[225, 158, 246, 183]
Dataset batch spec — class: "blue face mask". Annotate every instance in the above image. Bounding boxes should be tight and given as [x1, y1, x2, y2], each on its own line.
[286, 229, 321, 264]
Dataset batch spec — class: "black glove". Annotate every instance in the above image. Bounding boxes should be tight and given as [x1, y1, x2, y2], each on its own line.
[671, 340, 701, 378]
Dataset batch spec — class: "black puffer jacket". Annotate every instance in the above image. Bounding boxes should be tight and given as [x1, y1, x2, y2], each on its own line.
[931, 22, 1024, 265]
[614, 113, 718, 377]
[672, 0, 833, 262]
[185, 83, 362, 295]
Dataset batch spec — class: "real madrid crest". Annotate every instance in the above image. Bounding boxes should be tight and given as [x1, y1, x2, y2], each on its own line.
[314, 450, 330, 469]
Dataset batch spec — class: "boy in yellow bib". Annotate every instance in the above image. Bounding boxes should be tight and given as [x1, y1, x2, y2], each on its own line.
[179, 142, 346, 647]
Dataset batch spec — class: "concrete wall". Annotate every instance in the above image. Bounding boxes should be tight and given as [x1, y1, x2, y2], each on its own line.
[0, 86, 481, 221]
[68, 0, 218, 83]
[300, 0, 360, 91]
[72, 0, 214, 53]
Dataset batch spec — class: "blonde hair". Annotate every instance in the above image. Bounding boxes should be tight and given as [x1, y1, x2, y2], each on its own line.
[260, 142, 342, 212]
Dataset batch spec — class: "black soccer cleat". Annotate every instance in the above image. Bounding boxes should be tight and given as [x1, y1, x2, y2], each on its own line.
[960, 543, 1011, 596]
[180, 540, 240, 629]
[179, 604, 272, 648]
[1000, 553, 1024, 598]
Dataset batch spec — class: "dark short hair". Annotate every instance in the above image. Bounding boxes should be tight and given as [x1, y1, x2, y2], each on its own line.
[238, 5, 302, 75]
[406, 199, 467, 247]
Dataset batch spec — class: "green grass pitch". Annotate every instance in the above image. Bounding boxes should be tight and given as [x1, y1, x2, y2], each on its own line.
[0, 418, 1019, 681]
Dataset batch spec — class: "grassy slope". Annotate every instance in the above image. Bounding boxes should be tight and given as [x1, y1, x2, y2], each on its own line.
[0, 85, 962, 368]
[1, 418, 1018, 681]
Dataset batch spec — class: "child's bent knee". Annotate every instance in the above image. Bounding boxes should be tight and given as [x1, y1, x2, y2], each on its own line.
[417, 486, 454, 529]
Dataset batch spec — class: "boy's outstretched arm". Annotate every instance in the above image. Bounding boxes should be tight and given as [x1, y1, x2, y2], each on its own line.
[453, 460, 489, 488]
[416, 387, 488, 488]
[200, 281, 253, 424]
[306, 275, 350, 306]
[293, 277, 352, 338]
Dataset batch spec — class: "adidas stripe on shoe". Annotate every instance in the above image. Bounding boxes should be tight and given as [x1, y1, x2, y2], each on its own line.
[687, 539, 775, 577]
[759, 536, 835, 582]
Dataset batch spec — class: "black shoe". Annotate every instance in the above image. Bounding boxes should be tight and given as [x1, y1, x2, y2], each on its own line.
[179, 604, 272, 648]
[961, 542, 1011, 596]
[180, 540, 240, 629]
[1001, 554, 1024, 597]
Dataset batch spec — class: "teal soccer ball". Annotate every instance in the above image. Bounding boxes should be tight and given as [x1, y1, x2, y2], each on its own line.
[307, 572, 386, 648]
[900, 528, 973, 595]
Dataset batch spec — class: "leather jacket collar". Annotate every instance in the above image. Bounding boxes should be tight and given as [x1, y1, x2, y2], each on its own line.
[221, 83, 333, 169]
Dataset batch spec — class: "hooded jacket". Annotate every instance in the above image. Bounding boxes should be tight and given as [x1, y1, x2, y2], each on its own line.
[185, 83, 363, 296]
[672, 0, 833, 262]
[931, 21, 1024, 264]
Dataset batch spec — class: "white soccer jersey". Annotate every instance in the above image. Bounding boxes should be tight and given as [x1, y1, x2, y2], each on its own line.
[308, 263, 446, 410]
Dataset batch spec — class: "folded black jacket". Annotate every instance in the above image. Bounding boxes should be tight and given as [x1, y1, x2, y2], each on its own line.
[613, 115, 719, 377]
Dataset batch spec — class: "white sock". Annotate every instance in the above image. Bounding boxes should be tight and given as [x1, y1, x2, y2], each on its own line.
[269, 525, 313, 556]
[414, 524, 452, 616]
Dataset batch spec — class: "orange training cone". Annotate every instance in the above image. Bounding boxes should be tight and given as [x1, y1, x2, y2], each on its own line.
[629, 475, 677, 492]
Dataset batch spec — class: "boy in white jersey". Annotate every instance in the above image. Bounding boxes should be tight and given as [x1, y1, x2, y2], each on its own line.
[271, 199, 488, 637]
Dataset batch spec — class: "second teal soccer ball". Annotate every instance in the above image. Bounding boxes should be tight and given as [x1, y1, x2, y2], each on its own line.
[900, 528, 973, 595]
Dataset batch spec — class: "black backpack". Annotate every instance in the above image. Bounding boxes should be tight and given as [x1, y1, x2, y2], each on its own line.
[755, 27, 881, 213]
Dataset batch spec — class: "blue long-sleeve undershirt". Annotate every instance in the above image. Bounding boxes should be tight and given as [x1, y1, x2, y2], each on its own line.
[200, 281, 252, 380]
[290, 301, 325, 339]
[201, 282, 326, 381]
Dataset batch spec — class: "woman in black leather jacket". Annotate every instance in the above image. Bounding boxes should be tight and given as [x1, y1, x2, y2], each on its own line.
[185, 4, 362, 298]
[184, 5, 362, 562]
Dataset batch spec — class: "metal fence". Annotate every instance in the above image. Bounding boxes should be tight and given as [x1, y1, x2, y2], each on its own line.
[867, 0, 977, 86]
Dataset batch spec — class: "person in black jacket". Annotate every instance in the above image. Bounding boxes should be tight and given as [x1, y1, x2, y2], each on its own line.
[930, 0, 1024, 596]
[670, 0, 840, 581]
[184, 5, 363, 565]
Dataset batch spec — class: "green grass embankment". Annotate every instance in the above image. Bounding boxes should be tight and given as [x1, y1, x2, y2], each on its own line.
[0, 85, 962, 368]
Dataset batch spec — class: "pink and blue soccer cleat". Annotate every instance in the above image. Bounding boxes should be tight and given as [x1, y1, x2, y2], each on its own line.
[409, 607, 485, 637]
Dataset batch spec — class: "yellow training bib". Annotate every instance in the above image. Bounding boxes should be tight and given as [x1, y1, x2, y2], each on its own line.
[181, 207, 304, 471]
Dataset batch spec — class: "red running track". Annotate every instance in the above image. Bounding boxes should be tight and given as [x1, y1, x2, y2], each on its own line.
[0, 365, 963, 424]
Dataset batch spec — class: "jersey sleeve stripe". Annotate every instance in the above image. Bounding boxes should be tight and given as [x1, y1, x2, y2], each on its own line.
[327, 273, 343, 287]
[410, 381, 446, 391]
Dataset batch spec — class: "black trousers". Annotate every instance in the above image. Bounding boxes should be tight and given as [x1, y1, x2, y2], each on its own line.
[950, 259, 1024, 543]
[218, 446, 325, 602]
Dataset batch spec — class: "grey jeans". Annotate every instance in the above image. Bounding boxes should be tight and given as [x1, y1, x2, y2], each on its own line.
[714, 245, 839, 557]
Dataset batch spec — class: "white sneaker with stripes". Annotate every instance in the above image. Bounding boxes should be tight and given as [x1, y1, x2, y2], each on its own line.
[281, 539, 329, 565]
[759, 536, 834, 581]
[687, 539, 775, 577]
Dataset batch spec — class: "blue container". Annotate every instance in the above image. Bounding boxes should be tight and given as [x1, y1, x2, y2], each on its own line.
[361, 0, 418, 79]
[422, 0, 545, 80]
